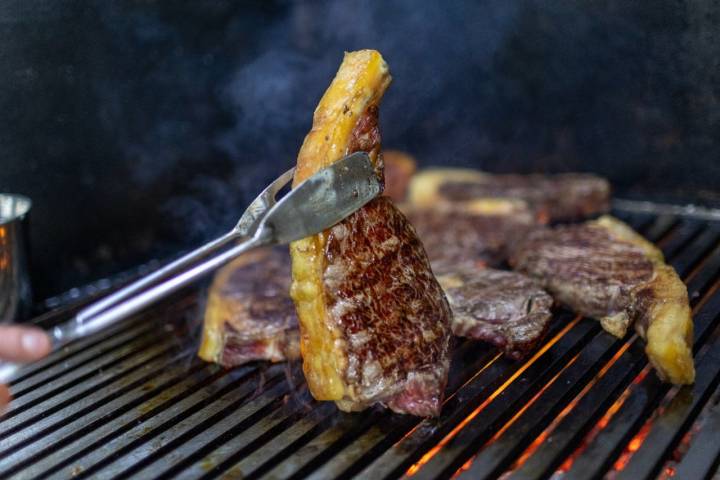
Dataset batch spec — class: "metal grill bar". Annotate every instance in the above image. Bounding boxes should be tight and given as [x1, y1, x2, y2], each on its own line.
[489, 226, 720, 480]
[671, 383, 720, 479]
[1, 209, 719, 480]
[441, 216, 711, 479]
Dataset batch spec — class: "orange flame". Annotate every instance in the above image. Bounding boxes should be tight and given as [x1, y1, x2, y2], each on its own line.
[405, 316, 582, 477]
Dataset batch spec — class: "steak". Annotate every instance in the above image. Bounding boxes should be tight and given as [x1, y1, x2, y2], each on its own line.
[403, 200, 536, 273]
[382, 150, 417, 202]
[289, 50, 452, 416]
[438, 268, 554, 360]
[509, 215, 695, 384]
[409, 168, 610, 222]
[198, 248, 299, 367]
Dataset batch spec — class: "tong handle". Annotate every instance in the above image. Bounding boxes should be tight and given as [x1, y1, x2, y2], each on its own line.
[0, 233, 267, 384]
[76, 231, 240, 324]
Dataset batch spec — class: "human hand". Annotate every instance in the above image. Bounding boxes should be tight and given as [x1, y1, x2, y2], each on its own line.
[0, 326, 52, 413]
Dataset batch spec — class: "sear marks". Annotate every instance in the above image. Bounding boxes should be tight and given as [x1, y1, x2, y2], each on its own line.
[323, 196, 453, 416]
[438, 268, 554, 360]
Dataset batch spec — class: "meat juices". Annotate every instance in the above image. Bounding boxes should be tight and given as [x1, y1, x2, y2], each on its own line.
[198, 248, 300, 367]
[510, 215, 695, 385]
[409, 169, 610, 222]
[289, 50, 452, 416]
[438, 268, 554, 360]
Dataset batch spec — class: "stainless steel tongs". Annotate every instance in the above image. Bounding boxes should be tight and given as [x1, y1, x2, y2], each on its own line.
[0, 152, 381, 383]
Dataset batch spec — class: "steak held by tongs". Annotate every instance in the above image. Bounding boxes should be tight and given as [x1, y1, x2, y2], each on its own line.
[288, 50, 453, 417]
[510, 215, 695, 384]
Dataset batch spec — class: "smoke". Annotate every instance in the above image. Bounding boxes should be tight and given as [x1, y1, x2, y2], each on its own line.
[6, 0, 717, 295]
[101, 0, 528, 243]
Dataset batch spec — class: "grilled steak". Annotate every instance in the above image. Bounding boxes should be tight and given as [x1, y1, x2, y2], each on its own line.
[409, 168, 610, 222]
[382, 150, 417, 202]
[402, 199, 536, 273]
[289, 50, 452, 416]
[510, 215, 694, 384]
[198, 248, 299, 367]
[438, 268, 554, 360]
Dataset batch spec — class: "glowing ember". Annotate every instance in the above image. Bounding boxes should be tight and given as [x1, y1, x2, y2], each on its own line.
[612, 420, 653, 471]
[404, 316, 582, 477]
[451, 457, 475, 478]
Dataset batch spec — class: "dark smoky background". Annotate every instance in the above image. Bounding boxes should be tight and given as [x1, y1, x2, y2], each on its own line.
[1, 0, 718, 299]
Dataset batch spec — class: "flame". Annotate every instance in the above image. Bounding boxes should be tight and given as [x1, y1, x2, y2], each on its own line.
[404, 316, 582, 477]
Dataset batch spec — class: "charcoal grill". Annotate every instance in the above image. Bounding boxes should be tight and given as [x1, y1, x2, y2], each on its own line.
[2, 201, 720, 480]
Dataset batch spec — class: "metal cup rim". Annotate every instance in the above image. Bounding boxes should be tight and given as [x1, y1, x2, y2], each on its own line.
[0, 193, 32, 225]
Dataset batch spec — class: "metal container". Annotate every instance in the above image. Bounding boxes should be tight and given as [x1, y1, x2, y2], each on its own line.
[0, 194, 32, 323]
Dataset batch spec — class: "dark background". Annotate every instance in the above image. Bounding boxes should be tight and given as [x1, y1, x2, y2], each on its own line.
[1, 0, 718, 300]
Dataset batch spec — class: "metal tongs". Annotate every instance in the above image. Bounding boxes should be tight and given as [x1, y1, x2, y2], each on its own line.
[0, 152, 381, 383]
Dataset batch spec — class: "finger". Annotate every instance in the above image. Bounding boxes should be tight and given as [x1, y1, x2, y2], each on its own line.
[0, 326, 52, 362]
[0, 384, 11, 415]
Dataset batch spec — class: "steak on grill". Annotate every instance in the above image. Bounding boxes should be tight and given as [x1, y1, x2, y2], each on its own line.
[437, 268, 554, 360]
[198, 248, 300, 367]
[289, 50, 453, 416]
[382, 150, 417, 202]
[409, 168, 610, 222]
[402, 199, 536, 273]
[510, 215, 695, 384]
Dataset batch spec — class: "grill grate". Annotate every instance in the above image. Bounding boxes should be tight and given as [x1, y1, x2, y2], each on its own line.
[3, 205, 720, 480]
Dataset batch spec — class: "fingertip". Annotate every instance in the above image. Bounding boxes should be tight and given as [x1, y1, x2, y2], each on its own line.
[21, 328, 52, 359]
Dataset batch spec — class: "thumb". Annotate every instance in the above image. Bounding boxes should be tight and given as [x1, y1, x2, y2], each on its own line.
[0, 326, 52, 362]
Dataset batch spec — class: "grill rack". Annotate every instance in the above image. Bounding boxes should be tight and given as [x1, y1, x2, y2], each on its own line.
[2, 205, 720, 480]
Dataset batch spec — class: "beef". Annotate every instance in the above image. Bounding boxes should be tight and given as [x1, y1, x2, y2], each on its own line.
[409, 168, 610, 222]
[509, 215, 694, 384]
[289, 50, 452, 416]
[198, 248, 299, 367]
[320, 196, 453, 415]
[509, 217, 656, 337]
[403, 200, 536, 273]
[382, 150, 417, 202]
[437, 268, 554, 360]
